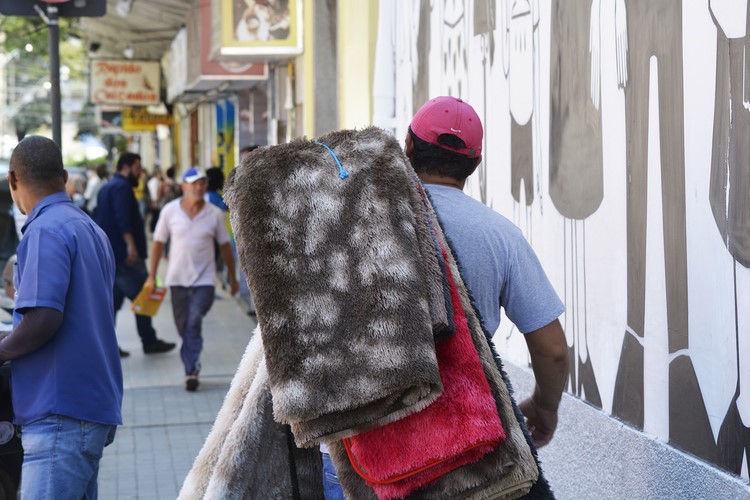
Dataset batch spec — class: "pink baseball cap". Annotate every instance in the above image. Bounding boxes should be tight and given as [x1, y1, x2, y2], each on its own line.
[409, 96, 483, 158]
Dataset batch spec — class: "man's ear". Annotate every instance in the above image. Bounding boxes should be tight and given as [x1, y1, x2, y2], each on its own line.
[8, 170, 17, 191]
[469, 155, 482, 176]
[404, 133, 414, 157]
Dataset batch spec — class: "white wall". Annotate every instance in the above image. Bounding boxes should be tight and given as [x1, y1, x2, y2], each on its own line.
[373, 0, 750, 482]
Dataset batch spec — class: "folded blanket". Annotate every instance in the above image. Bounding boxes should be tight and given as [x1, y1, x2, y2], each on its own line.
[224, 127, 449, 446]
[342, 233, 505, 499]
[326, 182, 545, 499]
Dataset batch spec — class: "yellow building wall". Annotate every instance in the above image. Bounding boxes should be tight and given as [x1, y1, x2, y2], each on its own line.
[336, 0, 379, 129]
[303, 0, 315, 136]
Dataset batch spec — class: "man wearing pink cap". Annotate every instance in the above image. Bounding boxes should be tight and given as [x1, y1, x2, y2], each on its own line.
[406, 95, 568, 445]
[320, 97, 569, 498]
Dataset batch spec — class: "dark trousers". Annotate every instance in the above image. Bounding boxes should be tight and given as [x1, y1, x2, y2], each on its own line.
[113, 259, 157, 347]
[170, 286, 215, 375]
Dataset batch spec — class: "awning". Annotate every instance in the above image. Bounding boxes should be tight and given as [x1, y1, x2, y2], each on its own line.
[79, 0, 193, 61]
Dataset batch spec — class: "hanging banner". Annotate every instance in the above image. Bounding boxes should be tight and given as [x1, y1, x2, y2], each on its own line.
[90, 59, 161, 106]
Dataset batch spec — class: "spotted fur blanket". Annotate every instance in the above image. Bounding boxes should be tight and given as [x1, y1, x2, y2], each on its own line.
[223, 127, 450, 447]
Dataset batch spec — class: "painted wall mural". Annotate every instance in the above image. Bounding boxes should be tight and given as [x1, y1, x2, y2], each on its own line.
[709, 0, 750, 477]
[372, 0, 750, 482]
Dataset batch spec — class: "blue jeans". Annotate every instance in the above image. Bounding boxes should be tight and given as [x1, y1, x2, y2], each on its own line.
[21, 414, 116, 500]
[231, 240, 255, 313]
[113, 259, 157, 347]
[170, 286, 215, 375]
[322, 452, 346, 500]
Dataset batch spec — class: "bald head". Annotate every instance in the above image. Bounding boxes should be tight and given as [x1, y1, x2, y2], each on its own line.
[10, 136, 66, 191]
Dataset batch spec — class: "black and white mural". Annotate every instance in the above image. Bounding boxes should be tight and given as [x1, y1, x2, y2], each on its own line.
[373, 0, 750, 481]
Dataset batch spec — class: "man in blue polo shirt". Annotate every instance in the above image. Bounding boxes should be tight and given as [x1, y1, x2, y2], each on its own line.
[95, 152, 175, 356]
[0, 136, 123, 498]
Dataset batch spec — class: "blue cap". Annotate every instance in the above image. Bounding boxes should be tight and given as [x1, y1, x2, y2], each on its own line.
[182, 167, 206, 183]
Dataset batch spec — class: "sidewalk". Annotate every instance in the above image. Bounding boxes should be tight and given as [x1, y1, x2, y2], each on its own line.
[98, 283, 256, 499]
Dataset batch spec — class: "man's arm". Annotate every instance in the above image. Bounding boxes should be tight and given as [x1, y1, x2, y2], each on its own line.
[519, 318, 569, 447]
[219, 242, 239, 296]
[0, 307, 64, 363]
[123, 232, 139, 266]
[146, 240, 166, 288]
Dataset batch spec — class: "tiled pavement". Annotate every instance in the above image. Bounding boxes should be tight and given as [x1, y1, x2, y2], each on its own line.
[98, 283, 256, 499]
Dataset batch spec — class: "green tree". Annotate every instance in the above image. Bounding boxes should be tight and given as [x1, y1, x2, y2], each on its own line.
[1, 15, 87, 139]
[0, 15, 81, 59]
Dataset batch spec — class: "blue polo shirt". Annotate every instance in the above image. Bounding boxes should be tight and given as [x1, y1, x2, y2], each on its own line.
[12, 192, 123, 426]
[95, 173, 147, 264]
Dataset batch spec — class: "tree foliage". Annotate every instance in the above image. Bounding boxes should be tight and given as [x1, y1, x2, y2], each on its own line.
[0, 15, 87, 138]
[0, 15, 81, 59]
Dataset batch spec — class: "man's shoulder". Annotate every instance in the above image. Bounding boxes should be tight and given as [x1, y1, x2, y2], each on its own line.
[204, 202, 224, 216]
[161, 197, 182, 213]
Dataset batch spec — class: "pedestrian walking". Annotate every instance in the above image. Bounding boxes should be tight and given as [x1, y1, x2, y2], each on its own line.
[405, 96, 568, 443]
[95, 152, 176, 357]
[0, 136, 122, 499]
[84, 162, 108, 216]
[147, 168, 163, 233]
[147, 167, 239, 391]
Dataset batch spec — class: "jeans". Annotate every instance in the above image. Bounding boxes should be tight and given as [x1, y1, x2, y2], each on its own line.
[171, 286, 215, 375]
[231, 241, 255, 314]
[20, 414, 116, 500]
[322, 452, 346, 500]
[113, 259, 157, 347]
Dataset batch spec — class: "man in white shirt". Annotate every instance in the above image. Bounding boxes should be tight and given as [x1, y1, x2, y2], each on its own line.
[146, 169, 163, 232]
[146, 168, 239, 391]
[84, 163, 108, 215]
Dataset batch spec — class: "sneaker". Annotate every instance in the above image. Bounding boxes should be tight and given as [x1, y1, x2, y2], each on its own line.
[143, 339, 176, 354]
[185, 375, 199, 392]
[119, 347, 130, 358]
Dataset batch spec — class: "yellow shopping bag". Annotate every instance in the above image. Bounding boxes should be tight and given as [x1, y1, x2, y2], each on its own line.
[130, 281, 167, 317]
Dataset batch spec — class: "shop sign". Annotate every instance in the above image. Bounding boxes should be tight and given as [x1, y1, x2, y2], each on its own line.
[185, 0, 267, 89]
[213, 0, 303, 59]
[90, 60, 161, 106]
[122, 107, 173, 131]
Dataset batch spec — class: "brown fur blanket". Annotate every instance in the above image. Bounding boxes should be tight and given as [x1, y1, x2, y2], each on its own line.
[223, 127, 450, 447]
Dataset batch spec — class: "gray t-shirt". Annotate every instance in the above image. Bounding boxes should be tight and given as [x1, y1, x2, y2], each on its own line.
[425, 184, 564, 334]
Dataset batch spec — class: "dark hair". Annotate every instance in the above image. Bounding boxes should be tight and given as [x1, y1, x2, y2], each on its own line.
[10, 136, 66, 189]
[240, 145, 259, 154]
[408, 129, 479, 183]
[205, 167, 225, 192]
[166, 166, 177, 180]
[95, 163, 108, 178]
[116, 152, 141, 172]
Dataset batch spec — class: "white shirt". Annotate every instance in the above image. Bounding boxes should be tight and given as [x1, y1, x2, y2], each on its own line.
[84, 175, 106, 213]
[147, 176, 162, 203]
[152, 198, 230, 287]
